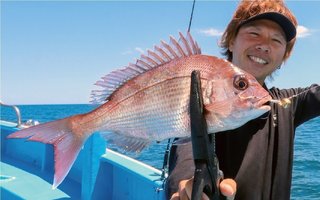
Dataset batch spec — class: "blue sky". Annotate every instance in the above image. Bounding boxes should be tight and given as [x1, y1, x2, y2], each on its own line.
[1, 0, 319, 105]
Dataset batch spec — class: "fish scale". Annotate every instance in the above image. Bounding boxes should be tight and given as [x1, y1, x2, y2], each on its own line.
[103, 77, 191, 141]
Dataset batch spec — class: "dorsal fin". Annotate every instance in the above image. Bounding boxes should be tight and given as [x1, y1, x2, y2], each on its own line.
[90, 32, 201, 104]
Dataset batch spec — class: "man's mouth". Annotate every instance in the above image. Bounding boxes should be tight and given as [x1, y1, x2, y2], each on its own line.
[248, 55, 268, 65]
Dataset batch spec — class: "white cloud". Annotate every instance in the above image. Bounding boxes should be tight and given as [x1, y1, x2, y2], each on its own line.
[135, 47, 144, 54]
[297, 25, 312, 38]
[121, 50, 133, 55]
[198, 28, 223, 37]
[122, 47, 144, 55]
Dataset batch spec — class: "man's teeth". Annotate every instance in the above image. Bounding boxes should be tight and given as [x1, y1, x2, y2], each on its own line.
[249, 56, 267, 64]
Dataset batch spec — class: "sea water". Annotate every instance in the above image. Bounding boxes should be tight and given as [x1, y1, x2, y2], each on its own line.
[1, 104, 319, 199]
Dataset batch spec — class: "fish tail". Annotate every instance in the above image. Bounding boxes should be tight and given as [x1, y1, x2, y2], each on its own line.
[7, 115, 88, 189]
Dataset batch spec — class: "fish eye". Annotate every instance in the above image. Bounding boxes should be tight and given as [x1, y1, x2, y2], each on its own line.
[234, 75, 249, 90]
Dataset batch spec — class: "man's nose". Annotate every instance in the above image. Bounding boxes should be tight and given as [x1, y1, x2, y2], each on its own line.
[255, 44, 270, 53]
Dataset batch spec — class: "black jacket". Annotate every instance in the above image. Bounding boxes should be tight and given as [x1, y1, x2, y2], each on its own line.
[166, 84, 320, 200]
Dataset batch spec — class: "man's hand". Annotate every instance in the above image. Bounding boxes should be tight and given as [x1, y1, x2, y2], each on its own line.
[170, 178, 237, 200]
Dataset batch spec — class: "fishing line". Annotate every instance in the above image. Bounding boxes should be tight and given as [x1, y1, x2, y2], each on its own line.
[287, 86, 319, 99]
[188, 0, 196, 32]
[270, 85, 319, 108]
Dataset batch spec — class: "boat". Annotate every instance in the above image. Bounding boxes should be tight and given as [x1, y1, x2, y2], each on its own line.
[0, 102, 167, 200]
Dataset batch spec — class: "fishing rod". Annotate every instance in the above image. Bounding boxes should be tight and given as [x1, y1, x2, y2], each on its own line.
[188, 0, 196, 32]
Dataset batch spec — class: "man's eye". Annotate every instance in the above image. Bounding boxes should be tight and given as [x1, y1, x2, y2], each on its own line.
[249, 32, 259, 36]
[273, 38, 284, 45]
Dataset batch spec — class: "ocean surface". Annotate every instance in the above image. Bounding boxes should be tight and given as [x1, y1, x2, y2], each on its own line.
[1, 104, 319, 199]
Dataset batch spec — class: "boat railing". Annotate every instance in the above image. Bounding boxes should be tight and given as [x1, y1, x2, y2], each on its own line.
[0, 101, 22, 127]
[0, 101, 39, 128]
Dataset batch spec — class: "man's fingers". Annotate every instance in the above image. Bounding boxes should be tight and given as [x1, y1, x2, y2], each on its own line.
[184, 178, 193, 198]
[171, 177, 229, 200]
[178, 179, 191, 200]
[170, 192, 180, 200]
[220, 178, 237, 199]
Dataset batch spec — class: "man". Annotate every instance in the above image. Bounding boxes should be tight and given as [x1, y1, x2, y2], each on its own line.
[166, 1, 320, 199]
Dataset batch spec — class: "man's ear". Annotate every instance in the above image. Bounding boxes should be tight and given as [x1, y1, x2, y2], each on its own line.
[229, 40, 234, 52]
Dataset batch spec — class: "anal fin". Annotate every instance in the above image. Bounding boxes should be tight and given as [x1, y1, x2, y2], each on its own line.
[101, 132, 150, 153]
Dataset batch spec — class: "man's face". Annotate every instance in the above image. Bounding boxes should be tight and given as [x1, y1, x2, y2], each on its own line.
[229, 19, 287, 84]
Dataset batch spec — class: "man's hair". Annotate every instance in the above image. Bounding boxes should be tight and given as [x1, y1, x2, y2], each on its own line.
[220, 0, 298, 62]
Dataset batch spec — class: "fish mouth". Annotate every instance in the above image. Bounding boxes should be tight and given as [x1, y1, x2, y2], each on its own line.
[255, 95, 272, 110]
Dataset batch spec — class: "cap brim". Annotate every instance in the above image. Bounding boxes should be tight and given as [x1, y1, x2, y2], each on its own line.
[240, 12, 296, 42]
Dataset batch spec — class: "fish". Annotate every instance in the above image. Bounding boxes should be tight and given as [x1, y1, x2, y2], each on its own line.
[7, 32, 272, 189]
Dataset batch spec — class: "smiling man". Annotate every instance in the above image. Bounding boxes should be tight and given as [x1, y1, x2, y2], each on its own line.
[167, 1, 320, 200]
[229, 19, 287, 85]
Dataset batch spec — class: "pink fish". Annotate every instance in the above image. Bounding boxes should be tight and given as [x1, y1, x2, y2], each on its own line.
[8, 32, 272, 188]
